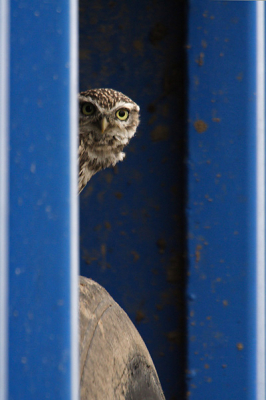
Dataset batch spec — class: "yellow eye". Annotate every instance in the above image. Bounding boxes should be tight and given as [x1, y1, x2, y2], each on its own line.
[116, 109, 129, 121]
[82, 103, 95, 116]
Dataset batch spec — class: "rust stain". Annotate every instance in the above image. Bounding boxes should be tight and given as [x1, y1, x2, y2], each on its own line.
[104, 172, 113, 184]
[196, 52, 205, 66]
[101, 244, 106, 257]
[236, 72, 243, 81]
[114, 191, 123, 199]
[150, 125, 169, 142]
[201, 39, 207, 49]
[194, 120, 208, 133]
[156, 238, 167, 253]
[131, 250, 140, 262]
[166, 330, 180, 344]
[133, 39, 144, 52]
[135, 310, 145, 324]
[236, 342, 244, 351]
[195, 244, 202, 263]
[194, 76, 199, 86]
[104, 221, 111, 230]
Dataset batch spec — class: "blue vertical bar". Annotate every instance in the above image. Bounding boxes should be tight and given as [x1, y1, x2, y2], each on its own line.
[9, 0, 79, 399]
[0, 0, 9, 399]
[255, 3, 265, 399]
[187, 1, 259, 399]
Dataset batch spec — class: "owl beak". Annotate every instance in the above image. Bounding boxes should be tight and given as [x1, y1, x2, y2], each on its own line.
[100, 117, 108, 133]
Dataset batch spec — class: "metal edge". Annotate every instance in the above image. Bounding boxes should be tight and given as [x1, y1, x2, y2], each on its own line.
[69, 0, 79, 398]
[0, 0, 9, 399]
[256, 2, 265, 400]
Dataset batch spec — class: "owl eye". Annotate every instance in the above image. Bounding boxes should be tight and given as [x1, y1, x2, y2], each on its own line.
[82, 103, 95, 116]
[116, 109, 129, 121]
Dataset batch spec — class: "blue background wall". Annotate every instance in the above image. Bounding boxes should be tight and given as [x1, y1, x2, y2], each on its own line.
[79, 1, 261, 399]
[79, 1, 187, 398]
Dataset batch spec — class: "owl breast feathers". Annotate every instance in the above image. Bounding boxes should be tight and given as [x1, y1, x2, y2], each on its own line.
[78, 88, 140, 194]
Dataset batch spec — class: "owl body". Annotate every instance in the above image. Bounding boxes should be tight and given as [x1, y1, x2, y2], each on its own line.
[79, 88, 140, 193]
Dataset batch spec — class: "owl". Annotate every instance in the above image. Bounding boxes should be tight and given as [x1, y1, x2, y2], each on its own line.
[79, 88, 140, 194]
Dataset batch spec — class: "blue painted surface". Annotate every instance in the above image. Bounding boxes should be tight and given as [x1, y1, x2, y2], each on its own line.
[187, 1, 257, 398]
[0, 0, 9, 398]
[9, 1, 77, 399]
[79, 1, 187, 398]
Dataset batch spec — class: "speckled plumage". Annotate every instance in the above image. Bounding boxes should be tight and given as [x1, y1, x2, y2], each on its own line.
[79, 88, 140, 194]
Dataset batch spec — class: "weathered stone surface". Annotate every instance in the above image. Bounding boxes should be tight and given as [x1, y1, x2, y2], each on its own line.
[79, 276, 165, 400]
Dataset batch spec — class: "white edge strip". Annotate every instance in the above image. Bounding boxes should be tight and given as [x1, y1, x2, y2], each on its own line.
[256, 2, 266, 400]
[0, 0, 9, 399]
[69, 0, 79, 398]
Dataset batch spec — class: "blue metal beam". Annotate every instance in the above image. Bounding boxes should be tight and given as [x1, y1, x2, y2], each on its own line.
[0, 0, 9, 398]
[255, 4, 265, 399]
[8, 1, 79, 399]
[187, 1, 264, 399]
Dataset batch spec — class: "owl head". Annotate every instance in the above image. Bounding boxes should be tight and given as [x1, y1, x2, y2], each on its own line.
[78, 88, 140, 193]
[79, 88, 140, 151]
